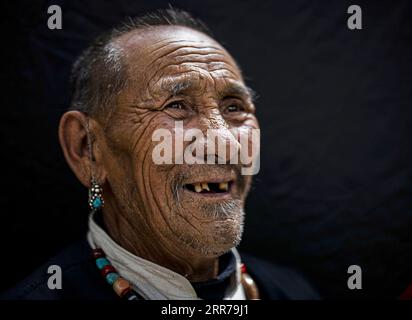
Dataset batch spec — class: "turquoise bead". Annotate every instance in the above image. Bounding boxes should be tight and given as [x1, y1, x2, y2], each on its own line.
[106, 272, 119, 285]
[96, 257, 110, 269]
[92, 197, 102, 209]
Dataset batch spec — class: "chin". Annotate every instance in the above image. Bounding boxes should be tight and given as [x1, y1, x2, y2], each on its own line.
[176, 212, 245, 258]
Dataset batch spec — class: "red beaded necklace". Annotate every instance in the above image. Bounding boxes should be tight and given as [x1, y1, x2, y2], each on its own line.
[91, 248, 260, 300]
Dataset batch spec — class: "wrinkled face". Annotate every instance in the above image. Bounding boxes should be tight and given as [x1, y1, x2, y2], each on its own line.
[100, 26, 259, 257]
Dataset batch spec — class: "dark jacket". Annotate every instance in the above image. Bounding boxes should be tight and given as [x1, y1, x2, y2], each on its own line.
[1, 238, 320, 300]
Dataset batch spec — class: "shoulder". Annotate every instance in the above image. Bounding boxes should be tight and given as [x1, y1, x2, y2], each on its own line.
[1, 238, 114, 300]
[240, 252, 320, 300]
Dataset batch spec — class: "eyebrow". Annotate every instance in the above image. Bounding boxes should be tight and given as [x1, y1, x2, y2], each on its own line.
[166, 79, 193, 96]
[219, 83, 257, 102]
[157, 77, 256, 102]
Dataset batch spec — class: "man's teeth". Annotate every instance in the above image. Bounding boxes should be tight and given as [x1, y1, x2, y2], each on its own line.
[201, 183, 210, 191]
[194, 183, 202, 193]
[192, 182, 229, 193]
[219, 182, 229, 191]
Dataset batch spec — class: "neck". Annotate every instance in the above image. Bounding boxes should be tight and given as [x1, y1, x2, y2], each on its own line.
[100, 203, 220, 282]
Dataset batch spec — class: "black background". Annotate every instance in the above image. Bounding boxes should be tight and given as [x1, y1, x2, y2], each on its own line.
[1, 0, 412, 299]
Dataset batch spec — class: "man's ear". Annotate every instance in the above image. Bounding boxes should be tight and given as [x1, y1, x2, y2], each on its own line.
[58, 111, 106, 188]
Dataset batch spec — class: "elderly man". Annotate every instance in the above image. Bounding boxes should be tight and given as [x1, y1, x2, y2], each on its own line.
[2, 9, 318, 300]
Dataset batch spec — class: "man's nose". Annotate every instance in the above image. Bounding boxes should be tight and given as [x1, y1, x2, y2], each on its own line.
[194, 111, 241, 164]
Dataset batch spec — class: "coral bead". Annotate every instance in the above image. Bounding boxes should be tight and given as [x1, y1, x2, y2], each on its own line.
[113, 278, 131, 297]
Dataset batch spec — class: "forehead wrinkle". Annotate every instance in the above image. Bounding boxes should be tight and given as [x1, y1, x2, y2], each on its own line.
[147, 61, 239, 92]
[147, 39, 222, 55]
[118, 26, 239, 71]
[144, 50, 241, 97]
[145, 45, 228, 75]
[119, 35, 246, 106]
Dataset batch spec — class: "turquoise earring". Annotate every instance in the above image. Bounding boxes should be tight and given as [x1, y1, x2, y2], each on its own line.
[89, 180, 104, 210]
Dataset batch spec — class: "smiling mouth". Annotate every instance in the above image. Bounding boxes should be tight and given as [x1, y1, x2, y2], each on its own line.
[184, 181, 232, 195]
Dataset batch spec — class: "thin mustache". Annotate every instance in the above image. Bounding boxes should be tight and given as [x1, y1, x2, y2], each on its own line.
[175, 164, 243, 183]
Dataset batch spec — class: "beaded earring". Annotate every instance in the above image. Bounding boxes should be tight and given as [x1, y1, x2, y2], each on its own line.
[89, 179, 104, 211]
[85, 117, 104, 211]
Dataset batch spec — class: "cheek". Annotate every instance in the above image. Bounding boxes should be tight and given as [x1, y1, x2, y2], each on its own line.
[126, 112, 177, 169]
[129, 117, 181, 214]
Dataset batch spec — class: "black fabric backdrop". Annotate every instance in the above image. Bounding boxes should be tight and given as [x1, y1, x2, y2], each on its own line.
[1, 0, 412, 299]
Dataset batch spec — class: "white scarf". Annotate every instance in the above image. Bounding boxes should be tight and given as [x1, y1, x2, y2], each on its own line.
[87, 212, 246, 300]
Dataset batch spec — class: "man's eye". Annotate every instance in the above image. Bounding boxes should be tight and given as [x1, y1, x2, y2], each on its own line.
[165, 101, 185, 110]
[226, 104, 245, 113]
